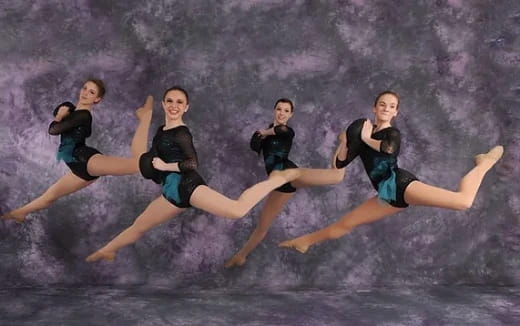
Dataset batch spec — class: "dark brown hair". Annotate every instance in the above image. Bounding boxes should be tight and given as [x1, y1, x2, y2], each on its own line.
[274, 98, 294, 112]
[374, 90, 399, 110]
[86, 78, 106, 98]
[163, 86, 189, 104]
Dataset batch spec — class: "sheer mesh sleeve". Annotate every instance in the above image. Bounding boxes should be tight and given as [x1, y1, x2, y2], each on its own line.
[380, 128, 400, 155]
[176, 127, 199, 171]
[273, 125, 295, 138]
[250, 131, 263, 154]
[48, 110, 91, 135]
[52, 102, 76, 117]
[335, 143, 360, 168]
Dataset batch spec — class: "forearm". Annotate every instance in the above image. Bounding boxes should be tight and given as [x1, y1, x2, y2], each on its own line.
[48, 112, 73, 134]
[263, 127, 276, 136]
[162, 162, 180, 172]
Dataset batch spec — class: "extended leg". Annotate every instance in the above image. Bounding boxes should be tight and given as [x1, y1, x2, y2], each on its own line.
[404, 145, 504, 209]
[279, 197, 402, 253]
[86, 196, 185, 262]
[1, 172, 94, 223]
[225, 191, 293, 268]
[189, 169, 299, 219]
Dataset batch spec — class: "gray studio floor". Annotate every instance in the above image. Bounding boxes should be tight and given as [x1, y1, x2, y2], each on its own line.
[1, 285, 519, 325]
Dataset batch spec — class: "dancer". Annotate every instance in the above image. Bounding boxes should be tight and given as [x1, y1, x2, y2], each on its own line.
[225, 98, 349, 268]
[86, 87, 300, 262]
[279, 90, 503, 253]
[1, 79, 153, 223]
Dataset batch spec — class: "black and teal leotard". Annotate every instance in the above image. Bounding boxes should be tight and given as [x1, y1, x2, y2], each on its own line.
[139, 125, 206, 208]
[49, 102, 101, 181]
[336, 119, 418, 208]
[250, 124, 297, 193]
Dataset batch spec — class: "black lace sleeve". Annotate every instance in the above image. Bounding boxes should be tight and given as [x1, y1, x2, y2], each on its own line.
[52, 102, 76, 117]
[250, 131, 263, 154]
[380, 128, 400, 155]
[176, 127, 199, 171]
[48, 110, 91, 135]
[273, 125, 295, 138]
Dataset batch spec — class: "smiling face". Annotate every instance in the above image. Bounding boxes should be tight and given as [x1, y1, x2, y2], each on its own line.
[273, 100, 293, 125]
[78, 81, 102, 106]
[373, 92, 399, 124]
[162, 89, 189, 121]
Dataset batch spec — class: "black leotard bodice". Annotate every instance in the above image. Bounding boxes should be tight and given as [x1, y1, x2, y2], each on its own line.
[250, 124, 295, 173]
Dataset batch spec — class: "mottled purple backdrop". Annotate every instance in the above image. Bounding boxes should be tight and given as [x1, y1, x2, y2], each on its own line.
[0, 1, 518, 289]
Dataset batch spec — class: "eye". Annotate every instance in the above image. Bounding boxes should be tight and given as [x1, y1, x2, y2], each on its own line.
[166, 99, 173, 103]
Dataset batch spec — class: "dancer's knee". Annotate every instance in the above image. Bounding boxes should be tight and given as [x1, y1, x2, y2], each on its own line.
[224, 203, 248, 219]
[453, 197, 473, 211]
[332, 169, 345, 183]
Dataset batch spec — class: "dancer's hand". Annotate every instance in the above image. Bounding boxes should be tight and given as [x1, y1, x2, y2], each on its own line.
[361, 119, 373, 142]
[152, 157, 168, 171]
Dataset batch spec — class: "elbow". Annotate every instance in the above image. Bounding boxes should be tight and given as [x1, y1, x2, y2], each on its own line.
[381, 147, 396, 155]
[180, 161, 198, 171]
[48, 122, 61, 135]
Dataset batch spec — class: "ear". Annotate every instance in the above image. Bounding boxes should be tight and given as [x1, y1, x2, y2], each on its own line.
[94, 97, 102, 104]
[184, 104, 190, 112]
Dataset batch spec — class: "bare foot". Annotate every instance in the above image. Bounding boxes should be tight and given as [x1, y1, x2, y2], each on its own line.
[136, 95, 153, 121]
[224, 254, 247, 268]
[278, 238, 309, 254]
[1, 211, 26, 224]
[270, 169, 301, 183]
[475, 145, 504, 166]
[85, 250, 116, 263]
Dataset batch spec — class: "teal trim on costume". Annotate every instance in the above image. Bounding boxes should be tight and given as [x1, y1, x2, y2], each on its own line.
[265, 152, 287, 171]
[369, 157, 398, 204]
[56, 137, 76, 163]
[377, 169, 397, 203]
[162, 172, 182, 203]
